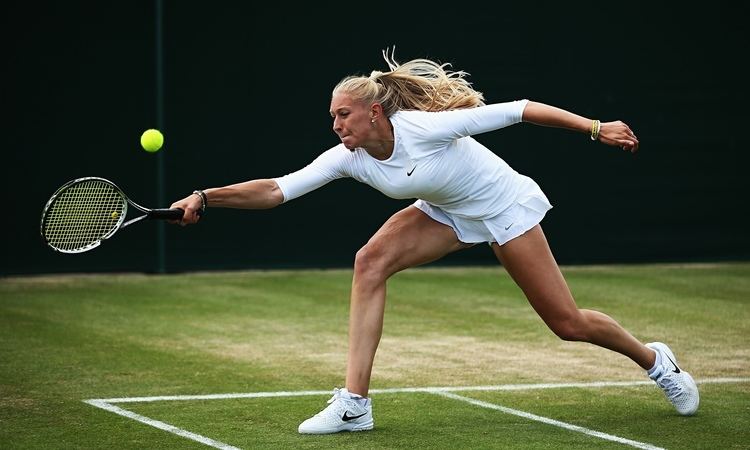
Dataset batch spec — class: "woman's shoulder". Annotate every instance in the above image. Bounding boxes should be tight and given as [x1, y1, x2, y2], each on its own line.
[315, 143, 356, 162]
[389, 109, 438, 130]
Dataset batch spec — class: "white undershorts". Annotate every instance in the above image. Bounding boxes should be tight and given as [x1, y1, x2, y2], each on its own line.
[413, 178, 552, 246]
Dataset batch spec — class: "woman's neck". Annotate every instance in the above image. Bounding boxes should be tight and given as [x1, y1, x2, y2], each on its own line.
[364, 119, 394, 160]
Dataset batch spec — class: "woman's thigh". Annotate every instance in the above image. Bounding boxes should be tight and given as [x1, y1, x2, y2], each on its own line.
[362, 205, 473, 274]
[491, 225, 579, 320]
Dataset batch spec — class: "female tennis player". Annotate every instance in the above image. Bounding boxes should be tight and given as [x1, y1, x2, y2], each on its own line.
[170, 50, 699, 434]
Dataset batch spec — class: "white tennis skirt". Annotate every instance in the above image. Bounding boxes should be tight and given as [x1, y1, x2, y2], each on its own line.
[413, 177, 552, 246]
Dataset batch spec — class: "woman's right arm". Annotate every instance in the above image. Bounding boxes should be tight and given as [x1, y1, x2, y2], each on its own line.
[171, 179, 284, 225]
[171, 145, 353, 225]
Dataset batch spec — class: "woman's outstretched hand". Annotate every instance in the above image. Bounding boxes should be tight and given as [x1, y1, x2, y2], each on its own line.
[598, 121, 639, 153]
[169, 194, 203, 225]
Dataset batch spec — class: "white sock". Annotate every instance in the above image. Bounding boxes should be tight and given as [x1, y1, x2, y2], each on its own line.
[647, 348, 662, 376]
[347, 391, 370, 407]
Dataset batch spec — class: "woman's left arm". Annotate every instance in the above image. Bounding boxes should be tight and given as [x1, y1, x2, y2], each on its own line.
[522, 101, 639, 153]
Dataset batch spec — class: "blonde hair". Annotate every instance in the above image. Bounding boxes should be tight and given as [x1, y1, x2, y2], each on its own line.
[333, 48, 485, 116]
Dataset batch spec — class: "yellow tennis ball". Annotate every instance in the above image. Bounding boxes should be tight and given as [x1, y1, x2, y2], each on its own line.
[140, 129, 164, 153]
[111, 211, 119, 219]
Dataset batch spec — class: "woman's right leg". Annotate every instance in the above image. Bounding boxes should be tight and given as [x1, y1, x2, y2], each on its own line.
[346, 206, 471, 397]
[298, 205, 471, 434]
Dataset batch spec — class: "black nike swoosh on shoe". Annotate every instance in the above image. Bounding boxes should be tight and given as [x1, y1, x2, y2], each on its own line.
[342, 411, 367, 421]
[407, 166, 417, 176]
[664, 353, 681, 373]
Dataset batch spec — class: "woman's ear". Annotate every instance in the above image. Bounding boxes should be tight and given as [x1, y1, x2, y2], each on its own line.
[370, 103, 384, 122]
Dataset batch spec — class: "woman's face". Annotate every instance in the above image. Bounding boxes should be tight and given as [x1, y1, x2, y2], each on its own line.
[330, 92, 374, 150]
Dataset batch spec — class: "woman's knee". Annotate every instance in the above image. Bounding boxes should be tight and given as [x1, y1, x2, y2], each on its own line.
[353, 241, 395, 283]
[547, 313, 589, 342]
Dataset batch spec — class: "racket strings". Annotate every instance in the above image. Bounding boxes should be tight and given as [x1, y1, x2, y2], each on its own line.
[43, 180, 126, 252]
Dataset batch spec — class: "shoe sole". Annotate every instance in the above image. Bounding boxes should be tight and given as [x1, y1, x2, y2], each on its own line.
[298, 419, 374, 434]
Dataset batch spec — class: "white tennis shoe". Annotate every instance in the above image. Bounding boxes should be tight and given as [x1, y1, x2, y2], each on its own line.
[298, 388, 374, 434]
[646, 342, 699, 415]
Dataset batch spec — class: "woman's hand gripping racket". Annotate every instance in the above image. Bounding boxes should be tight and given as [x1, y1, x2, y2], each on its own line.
[40, 177, 195, 253]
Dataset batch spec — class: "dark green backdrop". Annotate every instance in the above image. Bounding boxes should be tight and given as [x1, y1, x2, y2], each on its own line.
[4, 2, 748, 275]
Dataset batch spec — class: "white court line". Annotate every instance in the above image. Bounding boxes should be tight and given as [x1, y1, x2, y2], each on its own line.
[92, 376, 750, 403]
[433, 391, 664, 450]
[84, 377, 749, 449]
[83, 399, 240, 450]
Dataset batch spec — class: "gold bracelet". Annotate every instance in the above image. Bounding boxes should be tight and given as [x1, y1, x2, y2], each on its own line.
[590, 119, 601, 141]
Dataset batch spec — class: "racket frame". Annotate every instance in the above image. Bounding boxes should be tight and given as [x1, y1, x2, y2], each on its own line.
[40, 176, 182, 253]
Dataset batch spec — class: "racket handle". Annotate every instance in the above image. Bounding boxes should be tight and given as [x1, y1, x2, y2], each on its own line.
[148, 208, 186, 220]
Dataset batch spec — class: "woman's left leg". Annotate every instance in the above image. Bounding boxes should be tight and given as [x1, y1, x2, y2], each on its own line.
[491, 225, 656, 369]
[492, 224, 700, 416]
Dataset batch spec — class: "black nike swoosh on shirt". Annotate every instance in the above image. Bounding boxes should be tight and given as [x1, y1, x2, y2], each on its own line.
[407, 166, 417, 176]
[342, 411, 367, 421]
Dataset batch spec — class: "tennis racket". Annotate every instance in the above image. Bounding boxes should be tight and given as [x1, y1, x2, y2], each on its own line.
[40, 176, 188, 253]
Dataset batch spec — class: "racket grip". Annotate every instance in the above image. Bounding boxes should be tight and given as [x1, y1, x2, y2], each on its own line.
[148, 208, 186, 220]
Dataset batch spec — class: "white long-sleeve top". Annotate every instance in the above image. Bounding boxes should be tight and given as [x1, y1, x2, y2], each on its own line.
[274, 99, 531, 220]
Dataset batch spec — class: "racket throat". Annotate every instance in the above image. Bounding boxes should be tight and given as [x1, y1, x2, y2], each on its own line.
[122, 215, 150, 228]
